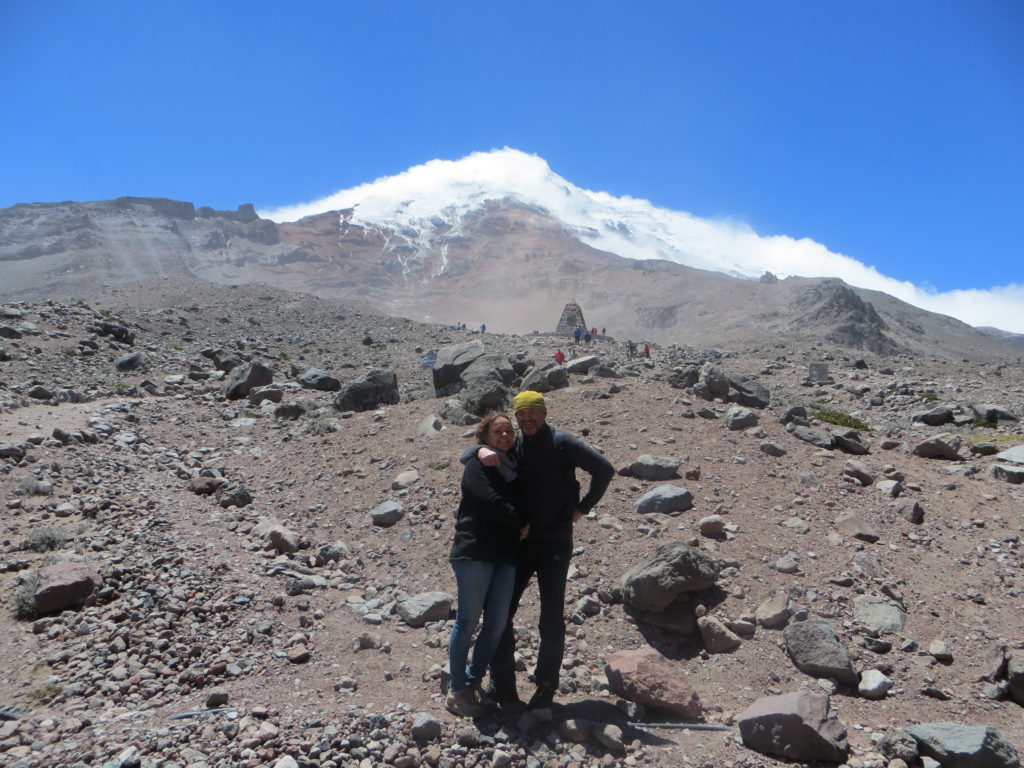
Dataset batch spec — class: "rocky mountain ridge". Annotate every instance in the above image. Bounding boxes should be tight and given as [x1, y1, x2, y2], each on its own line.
[1, 196, 1020, 365]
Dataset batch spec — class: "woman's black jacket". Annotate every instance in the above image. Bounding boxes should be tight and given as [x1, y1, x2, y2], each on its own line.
[449, 456, 524, 564]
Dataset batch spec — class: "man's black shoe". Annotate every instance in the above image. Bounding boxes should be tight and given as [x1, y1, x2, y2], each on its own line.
[527, 682, 556, 710]
[483, 682, 521, 706]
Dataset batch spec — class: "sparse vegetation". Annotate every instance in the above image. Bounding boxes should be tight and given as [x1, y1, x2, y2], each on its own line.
[428, 460, 451, 471]
[12, 571, 39, 620]
[25, 682, 62, 706]
[921, 391, 939, 402]
[972, 417, 997, 429]
[19, 526, 69, 553]
[811, 408, 870, 431]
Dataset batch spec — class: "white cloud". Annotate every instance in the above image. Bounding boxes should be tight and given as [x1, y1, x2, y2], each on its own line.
[260, 148, 1024, 335]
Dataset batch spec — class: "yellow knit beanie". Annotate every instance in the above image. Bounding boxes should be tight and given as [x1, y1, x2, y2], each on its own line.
[513, 390, 547, 413]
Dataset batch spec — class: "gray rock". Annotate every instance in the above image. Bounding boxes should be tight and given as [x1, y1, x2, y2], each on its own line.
[725, 406, 758, 430]
[729, 376, 770, 408]
[990, 464, 1024, 484]
[416, 414, 443, 438]
[693, 363, 729, 401]
[115, 351, 147, 372]
[995, 444, 1024, 464]
[633, 485, 694, 515]
[370, 500, 404, 527]
[755, 591, 792, 629]
[396, 591, 452, 627]
[896, 499, 924, 523]
[629, 454, 681, 480]
[878, 727, 920, 761]
[842, 460, 875, 486]
[222, 361, 274, 400]
[620, 543, 719, 612]
[1007, 654, 1024, 706]
[519, 363, 569, 393]
[783, 618, 857, 685]
[738, 689, 848, 763]
[410, 712, 443, 740]
[831, 427, 869, 455]
[431, 340, 485, 396]
[215, 483, 252, 508]
[564, 355, 600, 374]
[835, 512, 880, 543]
[252, 519, 301, 554]
[853, 594, 907, 632]
[970, 403, 1018, 424]
[334, 369, 399, 412]
[789, 425, 834, 449]
[912, 407, 953, 426]
[911, 433, 963, 460]
[907, 722, 1020, 768]
[297, 368, 341, 391]
[759, 440, 787, 457]
[697, 614, 742, 653]
[859, 669, 894, 699]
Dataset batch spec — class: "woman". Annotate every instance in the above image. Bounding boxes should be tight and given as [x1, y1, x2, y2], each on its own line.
[447, 412, 527, 717]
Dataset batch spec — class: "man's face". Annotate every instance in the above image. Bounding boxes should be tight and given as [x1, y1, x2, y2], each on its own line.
[515, 406, 546, 437]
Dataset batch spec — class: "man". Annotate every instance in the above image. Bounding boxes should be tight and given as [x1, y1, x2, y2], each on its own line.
[470, 390, 614, 709]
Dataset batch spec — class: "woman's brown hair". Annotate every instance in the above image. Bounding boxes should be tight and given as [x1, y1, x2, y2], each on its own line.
[474, 412, 514, 445]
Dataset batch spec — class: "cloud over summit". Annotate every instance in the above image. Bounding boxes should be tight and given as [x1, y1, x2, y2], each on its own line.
[260, 149, 1024, 334]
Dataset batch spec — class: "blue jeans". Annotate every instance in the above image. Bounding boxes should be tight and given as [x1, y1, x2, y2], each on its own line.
[448, 559, 517, 692]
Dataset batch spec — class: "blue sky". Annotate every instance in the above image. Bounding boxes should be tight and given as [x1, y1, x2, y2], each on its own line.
[2, 1, 1022, 329]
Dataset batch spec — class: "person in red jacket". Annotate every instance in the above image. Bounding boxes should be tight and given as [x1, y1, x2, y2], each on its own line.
[554, 349, 565, 364]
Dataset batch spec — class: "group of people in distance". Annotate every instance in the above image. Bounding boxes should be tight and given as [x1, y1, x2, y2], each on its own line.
[446, 390, 614, 717]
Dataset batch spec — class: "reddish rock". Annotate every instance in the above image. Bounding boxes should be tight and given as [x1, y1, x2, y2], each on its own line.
[604, 647, 702, 716]
[34, 562, 102, 615]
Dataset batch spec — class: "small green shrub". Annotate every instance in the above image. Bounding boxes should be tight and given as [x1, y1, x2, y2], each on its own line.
[920, 392, 939, 402]
[972, 417, 997, 429]
[811, 408, 870, 431]
[428, 460, 451, 471]
[25, 682, 61, 705]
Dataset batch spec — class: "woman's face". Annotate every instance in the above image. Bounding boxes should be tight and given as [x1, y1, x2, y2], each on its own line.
[485, 417, 515, 453]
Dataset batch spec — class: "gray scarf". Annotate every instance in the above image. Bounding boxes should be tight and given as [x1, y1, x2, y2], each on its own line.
[495, 450, 518, 483]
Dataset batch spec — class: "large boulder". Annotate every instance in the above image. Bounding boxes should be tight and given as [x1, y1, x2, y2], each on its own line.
[620, 543, 719, 612]
[725, 406, 758, 430]
[911, 433, 963, 460]
[222, 361, 274, 400]
[693, 363, 729, 401]
[738, 689, 848, 763]
[789, 425, 834, 449]
[431, 341, 485, 396]
[334, 369, 399, 412]
[907, 723, 1020, 768]
[729, 376, 770, 408]
[34, 561, 102, 614]
[970, 403, 1018, 424]
[912, 407, 953, 426]
[520, 364, 570, 393]
[604, 648, 702, 717]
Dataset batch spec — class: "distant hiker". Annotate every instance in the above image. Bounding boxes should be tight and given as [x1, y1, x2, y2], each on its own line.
[590, 327, 597, 337]
[627, 340, 636, 359]
[643, 343, 651, 359]
[573, 327, 581, 346]
[583, 331, 591, 345]
[447, 413, 528, 718]
[466, 391, 614, 710]
[600, 327, 605, 336]
[480, 323, 486, 334]
[554, 349, 565, 364]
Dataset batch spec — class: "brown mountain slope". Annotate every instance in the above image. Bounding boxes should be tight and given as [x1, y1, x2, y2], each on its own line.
[1, 197, 1020, 363]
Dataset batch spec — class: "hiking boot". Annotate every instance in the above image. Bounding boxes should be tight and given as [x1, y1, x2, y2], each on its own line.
[472, 685, 499, 713]
[527, 681, 556, 710]
[446, 687, 485, 718]
[483, 681, 521, 706]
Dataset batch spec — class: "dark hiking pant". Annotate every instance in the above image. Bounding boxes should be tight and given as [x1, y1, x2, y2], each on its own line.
[489, 537, 572, 692]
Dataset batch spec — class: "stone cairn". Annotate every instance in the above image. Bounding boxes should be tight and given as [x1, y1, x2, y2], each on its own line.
[555, 299, 587, 335]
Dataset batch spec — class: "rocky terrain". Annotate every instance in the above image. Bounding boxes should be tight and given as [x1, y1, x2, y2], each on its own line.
[0, 280, 1023, 768]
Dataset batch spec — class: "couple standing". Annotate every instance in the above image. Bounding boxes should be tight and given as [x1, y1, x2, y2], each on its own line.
[446, 390, 615, 717]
